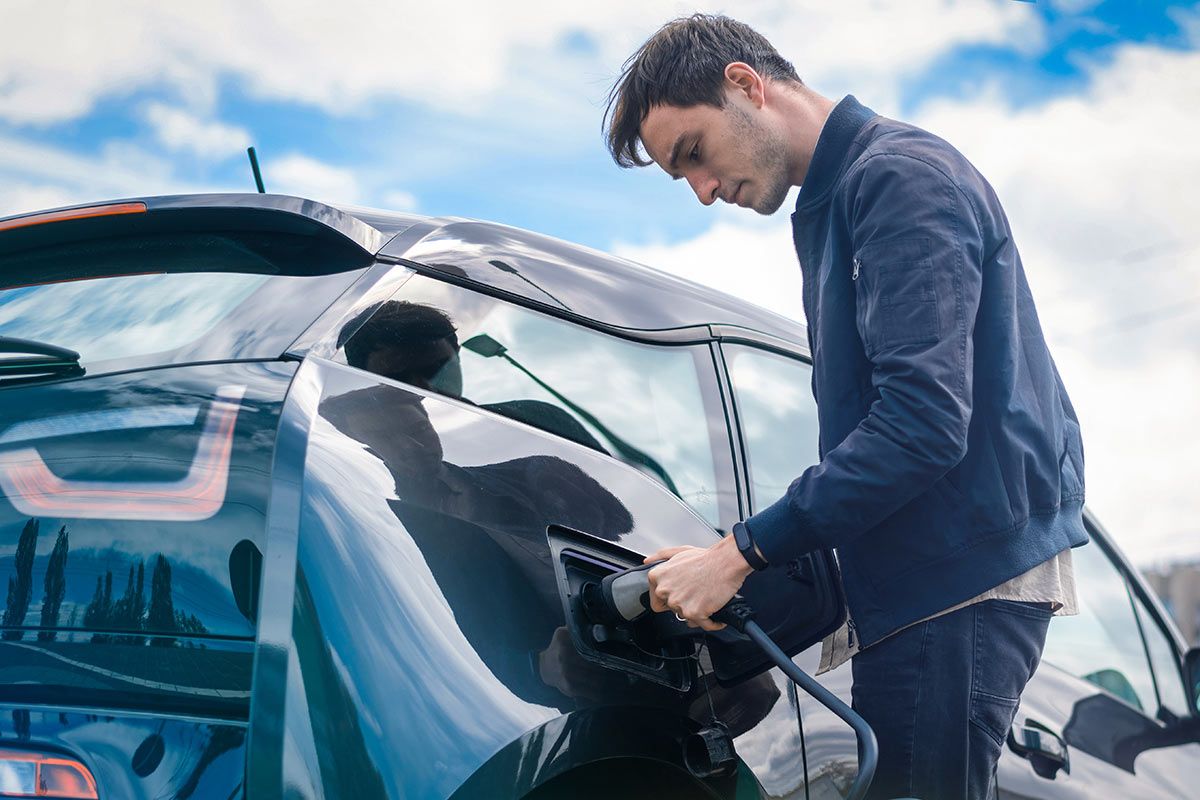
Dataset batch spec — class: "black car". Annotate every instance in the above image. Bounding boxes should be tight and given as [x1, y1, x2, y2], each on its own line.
[0, 194, 1197, 799]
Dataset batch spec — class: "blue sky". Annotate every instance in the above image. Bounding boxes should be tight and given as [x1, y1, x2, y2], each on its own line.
[1, 0, 1199, 566]
[0, 0, 1190, 249]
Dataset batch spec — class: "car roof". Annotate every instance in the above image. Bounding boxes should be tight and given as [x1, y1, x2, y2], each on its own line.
[343, 205, 810, 353]
[0, 193, 809, 353]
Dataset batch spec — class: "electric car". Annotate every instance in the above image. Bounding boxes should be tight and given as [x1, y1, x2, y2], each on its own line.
[0, 194, 1197, 799]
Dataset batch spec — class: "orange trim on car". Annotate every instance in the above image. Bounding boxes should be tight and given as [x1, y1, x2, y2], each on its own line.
[0, 748, 99, 799]
[0, 385, 245, 522]
[0, 201, 147, 233]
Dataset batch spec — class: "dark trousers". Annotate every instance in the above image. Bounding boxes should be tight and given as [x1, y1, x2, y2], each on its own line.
[850, 598, 1054, 800]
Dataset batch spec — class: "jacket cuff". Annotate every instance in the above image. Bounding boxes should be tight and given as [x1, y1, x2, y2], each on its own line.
[745, 494, 821, 565]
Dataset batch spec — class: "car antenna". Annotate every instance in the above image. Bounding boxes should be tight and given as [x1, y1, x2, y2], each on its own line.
[246, 146, 266, 193]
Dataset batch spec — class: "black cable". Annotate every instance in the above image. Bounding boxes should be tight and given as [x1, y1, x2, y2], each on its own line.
[713, 599, 878, 800]
[591, 571, 877, 797]
[628, 637, 700, 662]
[747, 620, 876, 800]
[786, 681, 811, 800]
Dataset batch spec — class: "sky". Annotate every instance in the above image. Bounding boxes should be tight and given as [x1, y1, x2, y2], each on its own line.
[1, 0, 1197, 568]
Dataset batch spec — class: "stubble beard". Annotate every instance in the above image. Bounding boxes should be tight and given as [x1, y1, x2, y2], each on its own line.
[731, 104, 792, 215]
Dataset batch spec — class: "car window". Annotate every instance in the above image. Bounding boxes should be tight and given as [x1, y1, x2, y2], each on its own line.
[340, 274, 734, 528]
[1041, 541, 1159, 713]
[1130, 589, 1192, 719]
[723, 344, 820, 510]
[0, 254, 366, 374]
[1, 273, 268, 361]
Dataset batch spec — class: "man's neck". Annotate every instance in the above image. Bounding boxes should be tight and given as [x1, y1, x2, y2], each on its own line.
[774, 85, 837, 187]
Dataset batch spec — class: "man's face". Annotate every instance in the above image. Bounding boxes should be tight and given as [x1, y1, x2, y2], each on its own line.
[365, 336, 463, 398]
[640, 87, 791, 215]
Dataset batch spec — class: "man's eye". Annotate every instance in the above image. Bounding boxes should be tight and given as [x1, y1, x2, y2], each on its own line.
[689, 145, 700, 162]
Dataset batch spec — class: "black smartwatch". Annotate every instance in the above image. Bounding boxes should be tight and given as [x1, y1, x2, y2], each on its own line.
[732, 521, 769, 571]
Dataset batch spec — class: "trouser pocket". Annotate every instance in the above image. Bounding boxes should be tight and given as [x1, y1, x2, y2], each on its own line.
[968, 599, 1052, 746]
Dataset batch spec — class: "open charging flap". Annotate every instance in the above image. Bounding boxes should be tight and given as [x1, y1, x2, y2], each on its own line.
[548, 525, 846, 690]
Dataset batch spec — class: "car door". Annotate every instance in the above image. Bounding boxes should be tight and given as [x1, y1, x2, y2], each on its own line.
[718, 341, 868, 797]
[997, 524, 1200, 798]
[247, 274, 840, 799]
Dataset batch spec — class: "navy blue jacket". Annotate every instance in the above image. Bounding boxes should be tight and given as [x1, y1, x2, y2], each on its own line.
[744, 96, 1090, 648]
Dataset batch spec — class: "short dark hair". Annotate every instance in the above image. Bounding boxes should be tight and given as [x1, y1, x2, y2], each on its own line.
[603, 14, 801, 168]
[339, 300, 457, 371]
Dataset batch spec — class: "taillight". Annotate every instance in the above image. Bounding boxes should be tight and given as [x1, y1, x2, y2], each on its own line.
[0, 748, 99, 798]
[0, 202, 146, 233]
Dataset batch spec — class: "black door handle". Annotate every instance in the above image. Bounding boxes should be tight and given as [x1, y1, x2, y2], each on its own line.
[1008, 721, 1070, 779]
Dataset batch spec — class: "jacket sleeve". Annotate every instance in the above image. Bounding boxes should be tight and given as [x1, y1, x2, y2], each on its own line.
[746, 151, 986, 564]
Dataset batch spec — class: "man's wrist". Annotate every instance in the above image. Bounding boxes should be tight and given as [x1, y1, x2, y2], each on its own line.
[710, 534, 748, 578]
[732, 520, 769, 571]
[720, 532, 756, 579]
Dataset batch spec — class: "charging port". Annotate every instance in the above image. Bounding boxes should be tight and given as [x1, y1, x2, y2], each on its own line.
[548, 526, 695, 691]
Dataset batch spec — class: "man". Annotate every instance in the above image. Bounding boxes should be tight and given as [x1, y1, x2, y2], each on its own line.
[603, 14, 1088, 799]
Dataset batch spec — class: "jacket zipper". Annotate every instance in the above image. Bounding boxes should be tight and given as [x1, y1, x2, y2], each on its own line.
[846, 616, 857, 648]
[851, 257, 861, 281]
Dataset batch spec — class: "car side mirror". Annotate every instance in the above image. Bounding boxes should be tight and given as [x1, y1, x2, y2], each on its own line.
[1184, 647, 1200, 716]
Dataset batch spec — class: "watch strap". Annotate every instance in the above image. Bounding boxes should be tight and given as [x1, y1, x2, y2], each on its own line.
[733, 521, 769, 571]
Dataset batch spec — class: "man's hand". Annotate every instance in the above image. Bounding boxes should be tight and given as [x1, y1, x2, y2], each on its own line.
[644, 534, 755, 632]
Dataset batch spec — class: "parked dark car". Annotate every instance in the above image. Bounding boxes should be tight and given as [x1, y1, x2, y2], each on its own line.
[1, 194, 1197, 799]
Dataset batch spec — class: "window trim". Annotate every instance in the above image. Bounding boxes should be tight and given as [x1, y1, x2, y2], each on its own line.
[1126, 578, 1171, 720]
[717, 341, 819, 516]
[1127, 577, 1192, 721]
[1085, 512, 1191, 664]
[1044, 514, 1191, 722]
[708, 341, 747, 529]
[710, 323, 811, 361]
[381, 255, 716, 347]
[1109, 524, 1193, 720]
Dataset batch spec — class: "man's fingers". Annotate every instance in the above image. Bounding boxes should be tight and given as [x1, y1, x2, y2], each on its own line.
[646, 567, 669, 612]
[643, 546, 693, 564]
[675, 613, 725, 631]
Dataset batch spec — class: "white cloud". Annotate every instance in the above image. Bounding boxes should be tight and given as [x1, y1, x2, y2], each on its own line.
[0, 133, 219, 217]
[616, 27, 1200, 566]
[0, 0, 1043, 127]
[0, 182, 79, 219]
[616, 202, 803, 322]
[268, 153, 362, 205]
[142, 102, 250, 159]
[381, 190, 419, 212]
[0, 134, 405, 222]
[748, 0, 1044, 114]
[0, 0, 1048, 221]
[912, 33, 1200, 567]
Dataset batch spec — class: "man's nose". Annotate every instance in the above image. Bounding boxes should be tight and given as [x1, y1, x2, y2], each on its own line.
[687, 173, 719, 206]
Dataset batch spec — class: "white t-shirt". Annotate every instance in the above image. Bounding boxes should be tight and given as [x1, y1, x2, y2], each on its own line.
[816, 547, 1078, 675]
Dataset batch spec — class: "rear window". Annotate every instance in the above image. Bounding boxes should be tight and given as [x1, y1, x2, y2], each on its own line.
[0, 234, 369, 376]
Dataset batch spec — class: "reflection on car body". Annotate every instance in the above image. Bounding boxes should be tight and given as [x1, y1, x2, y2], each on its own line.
[0, 194, 1196, 799]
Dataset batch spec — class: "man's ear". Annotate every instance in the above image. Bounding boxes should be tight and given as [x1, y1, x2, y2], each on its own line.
[723, 62, 765, 108]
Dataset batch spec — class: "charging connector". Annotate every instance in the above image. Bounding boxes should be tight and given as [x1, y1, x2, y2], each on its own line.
[591, 564, 880, 800]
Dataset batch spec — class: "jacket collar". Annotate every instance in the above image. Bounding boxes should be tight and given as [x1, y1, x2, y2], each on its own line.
[794, 95, 876, 213]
